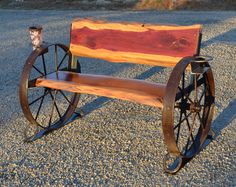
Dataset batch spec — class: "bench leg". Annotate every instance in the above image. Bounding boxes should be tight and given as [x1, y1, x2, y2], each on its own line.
[19, 43, 81, 142]
[162, 57, 215, 174]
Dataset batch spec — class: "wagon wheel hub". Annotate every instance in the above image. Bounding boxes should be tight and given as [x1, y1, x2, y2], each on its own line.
[190, 102, 202, 113]
[176, 100, 201, 113]
[175, 99, 189, 111]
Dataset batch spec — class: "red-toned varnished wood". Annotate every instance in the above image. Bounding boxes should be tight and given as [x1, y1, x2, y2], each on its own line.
[71, 27, 199, 57]
[36, 71, 166, 108]
[70, 18, 201, 67]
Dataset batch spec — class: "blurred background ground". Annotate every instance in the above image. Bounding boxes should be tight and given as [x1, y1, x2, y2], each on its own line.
[0, 0, 236, 10]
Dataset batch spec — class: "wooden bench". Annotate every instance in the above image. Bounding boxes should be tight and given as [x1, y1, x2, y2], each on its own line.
[19, 18, 215, 173]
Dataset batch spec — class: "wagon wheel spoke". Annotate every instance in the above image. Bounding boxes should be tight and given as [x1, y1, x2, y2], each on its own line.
[205, 75, 212, 95]
[28, 54, 47, 88]
[174, 111, 192, 130]
[49, 90, 62, 120]
[201, 102, 211, 129]
[57, 52, 68, 70]
[178, 86, 194, 104]
[190, 112, 197, 138]
[184, 137, 190, 154]
[54, 45, 59, 72]
[194, 74, 201, 102]
[41, 54, 47, 75]
[175, 111, 183, 143]
[199, 81, 206, 104]
[182, 72, 185, 89]
[29, 90, 49, 106]
[197, 112, 204, 130]
[32, 65, 44, 76]
[183, 72, 193, 102]
[48, 90, 57, 127]
[59, 90, 73, 105]
[184, 111, 195, 146]
[35, 89, 47, 121]
[54, 45, 70, 72]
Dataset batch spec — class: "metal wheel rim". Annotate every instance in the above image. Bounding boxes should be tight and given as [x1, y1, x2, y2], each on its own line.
[19, 43, 80, 139]
[162, 57, 215, 157]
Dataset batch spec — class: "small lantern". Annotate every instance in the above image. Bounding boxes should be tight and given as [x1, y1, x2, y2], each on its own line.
[29, 26, 43, 50]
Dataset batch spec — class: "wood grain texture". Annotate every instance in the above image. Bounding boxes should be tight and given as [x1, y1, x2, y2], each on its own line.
[71, 27, 200, 57]
[70, 44, 183, 67]
[36, 71, 166, 108]
[70, 18, 201, 67]
[71, 18, 201, 32]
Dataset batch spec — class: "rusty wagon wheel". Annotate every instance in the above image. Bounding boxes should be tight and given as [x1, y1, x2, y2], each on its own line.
[19, 43, 80, 142]
[162, 57, 215, 174]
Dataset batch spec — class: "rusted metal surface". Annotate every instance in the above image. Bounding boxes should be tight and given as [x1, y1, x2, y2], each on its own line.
[19, 43, 80, 142]
[162, 56, 215, 173]
[191, 56, 213, 74]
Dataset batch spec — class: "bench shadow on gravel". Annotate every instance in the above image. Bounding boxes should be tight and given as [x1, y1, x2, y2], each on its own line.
[202, 28, 236, 47]
[178, 99, 236, 170]
[212, 99, 236, 136]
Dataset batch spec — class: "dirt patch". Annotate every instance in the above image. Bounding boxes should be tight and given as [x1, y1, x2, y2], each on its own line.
[175, 0, 236, 10]
[135, 0, 236, 10]
[0, 0, 137, 10]
[0, 0, 236, 10]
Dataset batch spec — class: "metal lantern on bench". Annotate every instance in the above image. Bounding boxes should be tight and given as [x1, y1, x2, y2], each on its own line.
[29, 26, 43, 50]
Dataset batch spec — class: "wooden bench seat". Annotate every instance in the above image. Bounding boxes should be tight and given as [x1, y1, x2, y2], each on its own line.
[36, 71, 166, 108]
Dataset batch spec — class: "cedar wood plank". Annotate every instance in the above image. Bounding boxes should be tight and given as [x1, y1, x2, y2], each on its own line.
[70, 18, 201, 67]
[36, 71, 166, 108]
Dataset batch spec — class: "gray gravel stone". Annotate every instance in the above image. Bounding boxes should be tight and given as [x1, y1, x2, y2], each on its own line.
[0, 10, 236, 186]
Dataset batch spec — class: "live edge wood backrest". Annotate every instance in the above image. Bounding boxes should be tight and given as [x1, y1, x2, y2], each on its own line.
[70, 18, 202, 68]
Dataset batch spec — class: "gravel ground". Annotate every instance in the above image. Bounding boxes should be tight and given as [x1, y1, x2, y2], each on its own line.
[0, 10, 236, 186]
